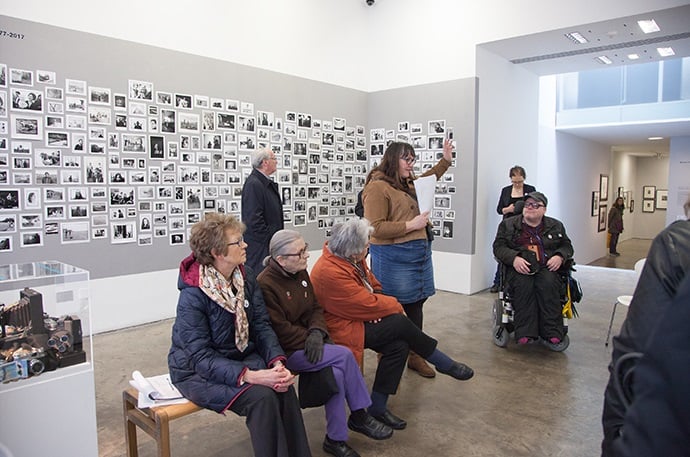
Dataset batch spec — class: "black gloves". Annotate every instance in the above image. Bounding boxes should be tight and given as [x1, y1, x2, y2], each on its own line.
[304, 330, 325, 364]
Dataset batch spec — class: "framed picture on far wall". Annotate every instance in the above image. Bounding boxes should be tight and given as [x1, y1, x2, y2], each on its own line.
[591, 191, 600, 217]
[629, 199, 634, 213]
[598, 204, 607, 232]
[655, 189, 668, 210]
[643, 185, 656, 199]
[599, 174, 609, 201]
[642, 199, 655, 213]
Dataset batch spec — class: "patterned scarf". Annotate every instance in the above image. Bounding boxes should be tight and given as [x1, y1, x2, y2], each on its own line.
[199, 264, 249, 352]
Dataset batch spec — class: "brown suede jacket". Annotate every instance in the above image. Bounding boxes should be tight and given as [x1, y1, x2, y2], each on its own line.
[362, 158, 451, 245]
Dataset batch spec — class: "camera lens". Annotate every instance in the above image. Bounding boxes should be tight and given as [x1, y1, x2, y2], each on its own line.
[28, 358, 45, 375]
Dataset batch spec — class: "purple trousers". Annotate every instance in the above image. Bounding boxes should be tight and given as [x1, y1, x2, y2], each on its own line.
[287, 344, 371, 441]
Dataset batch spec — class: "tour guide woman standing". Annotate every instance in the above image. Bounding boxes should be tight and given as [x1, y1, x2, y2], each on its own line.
[362, 138, 454, 378]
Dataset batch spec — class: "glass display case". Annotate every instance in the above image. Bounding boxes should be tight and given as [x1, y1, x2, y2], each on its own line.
[0, 261, 98, 457]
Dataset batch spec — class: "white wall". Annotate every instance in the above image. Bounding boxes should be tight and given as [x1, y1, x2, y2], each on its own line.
[633, 156, 671, 238]
[667, 136, 690, 223]
[2, 0, 688, 91]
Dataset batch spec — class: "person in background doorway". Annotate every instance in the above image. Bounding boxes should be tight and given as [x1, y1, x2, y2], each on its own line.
[607, 197, 624, 257]
[241, 147, 284, 274]
[491, 166, 536, 293]
[362, 139, 455, 379]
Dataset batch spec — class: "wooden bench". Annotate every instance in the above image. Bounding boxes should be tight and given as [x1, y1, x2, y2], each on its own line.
[123, 387, 202, 457]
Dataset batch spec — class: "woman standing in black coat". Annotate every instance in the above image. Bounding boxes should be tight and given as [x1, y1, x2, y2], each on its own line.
[490, 166, 536, 292]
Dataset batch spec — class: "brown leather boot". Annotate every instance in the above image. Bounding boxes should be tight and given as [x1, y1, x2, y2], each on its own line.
[407, 351, 435, 378]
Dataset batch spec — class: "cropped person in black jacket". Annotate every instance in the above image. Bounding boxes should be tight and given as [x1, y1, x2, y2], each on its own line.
[493, 191, 574, 345]
[601, 198, 690, 457]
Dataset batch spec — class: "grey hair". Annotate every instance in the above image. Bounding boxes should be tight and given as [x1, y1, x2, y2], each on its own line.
[684, 194, 690, 219]
[263, 229, 303, 266]
[328, 218, 373, 259]
[250, 147, 272, 169]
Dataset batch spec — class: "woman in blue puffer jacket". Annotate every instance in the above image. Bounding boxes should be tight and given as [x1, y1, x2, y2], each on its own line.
[168, 213, 311, 457]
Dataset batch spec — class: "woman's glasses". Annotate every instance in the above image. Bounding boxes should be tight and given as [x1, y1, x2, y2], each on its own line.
[227, 236, 244, 247]
[400, 155, 416, 165]
[282, 244, 309, 258]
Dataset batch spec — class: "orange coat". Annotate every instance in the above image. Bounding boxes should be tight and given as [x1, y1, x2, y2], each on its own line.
[311, 243, 404, 367]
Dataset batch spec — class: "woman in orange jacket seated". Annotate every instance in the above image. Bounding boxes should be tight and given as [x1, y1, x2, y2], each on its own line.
[311, 218, 474, 431]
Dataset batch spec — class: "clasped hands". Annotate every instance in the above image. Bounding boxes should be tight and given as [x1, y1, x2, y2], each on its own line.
[243, 361, 295, 392]
[512, 254, 563, 274]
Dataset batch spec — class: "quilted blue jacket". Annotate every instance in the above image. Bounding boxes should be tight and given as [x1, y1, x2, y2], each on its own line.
[168, 254, 286, 413]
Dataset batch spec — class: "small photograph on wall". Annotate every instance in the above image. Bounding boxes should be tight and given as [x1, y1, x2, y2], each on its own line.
[655, 189, 668, 210]
[629, 200, 635, 213]
[149, 135, 165, 159]
[65, 79, 87, 95]
[11, 88, 43, 112]
[428, 119, 445, 135]
[36, 69, 56, 85]
[61, 221, 89, 244]
[10, 68, 33, 86]
[175, 93, 193, 109]
[0, 189, 20, 210]
[112, 221, 136, 244]
[0, 214, 17, 233]
[156, 91, 172, 105]
[129, 80, 153, 100]
[642, 199, 655, 213]
[442, 220, 454, 239]
[0, 63, 6, 87]
[21, 231, 43, 247]
[20, 214, 42, 230]
[643, 185, 656, 199]
[599, 174, 608, 201]
[11, 114, 42, 140]
[598, 204, 607, 232]
[0, 235, 12, 252]
[170, 232, 185, 246]
[88, 86, 111, 105]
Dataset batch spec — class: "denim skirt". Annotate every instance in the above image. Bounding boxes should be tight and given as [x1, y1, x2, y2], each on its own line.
[369, 239, 435, 304]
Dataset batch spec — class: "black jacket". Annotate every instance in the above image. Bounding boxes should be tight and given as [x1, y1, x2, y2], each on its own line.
[602, 220, 690, 456]
[241, 169, 284, 272]
[493, 214, 574, 269]
[496, 184, 536, 218]
[612, 273, 690, 457]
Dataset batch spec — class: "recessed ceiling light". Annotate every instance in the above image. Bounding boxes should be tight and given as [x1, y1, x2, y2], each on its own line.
[595, 55, 613, 65]
[627, 53, 640, 60]
[648, 137, 664, 141]
[638, 19, 660, 34]
[564, 32, 588, 44]
[657, 47, 675, 57]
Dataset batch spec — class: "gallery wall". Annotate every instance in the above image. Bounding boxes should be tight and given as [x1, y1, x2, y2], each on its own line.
[0, 15, 475, 289]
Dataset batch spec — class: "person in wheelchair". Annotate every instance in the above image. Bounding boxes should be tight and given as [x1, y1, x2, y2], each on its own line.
[492, 191, 574, 347]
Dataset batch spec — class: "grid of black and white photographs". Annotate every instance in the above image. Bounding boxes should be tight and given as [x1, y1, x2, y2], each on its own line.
[369, 120, 458, 239]
[0, 59, 460, 250]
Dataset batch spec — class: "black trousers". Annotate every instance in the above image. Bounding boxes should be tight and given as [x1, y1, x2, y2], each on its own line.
[364, 314, 437, 394]
[506, 267, 564, 340]
[229, 385, 312, 457]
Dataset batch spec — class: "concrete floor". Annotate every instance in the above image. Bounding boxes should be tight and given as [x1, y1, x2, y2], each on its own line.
[93, 246, 644, 457]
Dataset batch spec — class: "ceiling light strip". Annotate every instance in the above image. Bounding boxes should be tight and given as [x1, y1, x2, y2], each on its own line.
[511, 32, 690, 64]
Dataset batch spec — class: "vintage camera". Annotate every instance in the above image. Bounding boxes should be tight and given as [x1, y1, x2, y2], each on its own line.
[1, 288, 86, 383]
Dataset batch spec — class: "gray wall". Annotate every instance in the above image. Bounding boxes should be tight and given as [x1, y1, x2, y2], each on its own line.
[367, 79, 478, 254]
[0, 15, 368, 278]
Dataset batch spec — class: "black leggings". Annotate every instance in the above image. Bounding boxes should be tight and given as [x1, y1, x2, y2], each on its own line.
[401, 298, 427, 329]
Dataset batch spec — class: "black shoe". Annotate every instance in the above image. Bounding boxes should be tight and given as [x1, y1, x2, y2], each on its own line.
[323, 435, 361, 457]
[437, 362, 474, 380]
[347, 414, 393, 440]
[489, 284, 500, 293]
[370, 409, 407, 430]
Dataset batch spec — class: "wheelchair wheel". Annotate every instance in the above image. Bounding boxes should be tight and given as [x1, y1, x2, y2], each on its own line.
[543, 334, 570, 352]
[492, 325, 509, 348]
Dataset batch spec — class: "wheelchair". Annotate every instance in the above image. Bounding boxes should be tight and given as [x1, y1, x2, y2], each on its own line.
[491, 261, 582, 352]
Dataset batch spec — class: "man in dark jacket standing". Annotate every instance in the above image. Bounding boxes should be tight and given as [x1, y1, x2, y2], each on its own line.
[493, 191, 574, 345]
[242, 147, 283, 273]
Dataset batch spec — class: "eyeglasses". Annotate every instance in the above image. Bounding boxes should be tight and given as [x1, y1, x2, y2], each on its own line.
[524, 202, 544, 209]
[227, 236, 244, 247]
[282, 244, 309, 258]
[400, 155, 416, 165]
